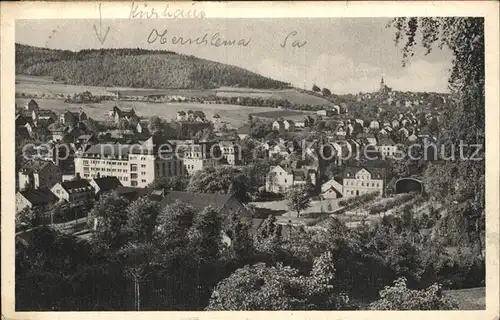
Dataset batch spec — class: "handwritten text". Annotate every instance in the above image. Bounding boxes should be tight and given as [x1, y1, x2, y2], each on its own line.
[147, 29, 251, 48]
[280, 31, 307, 48]
[130, 2, 206, 19]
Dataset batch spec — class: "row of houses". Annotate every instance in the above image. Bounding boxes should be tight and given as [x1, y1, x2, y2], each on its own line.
[15, 176, 120, 213]
[265, 164, 386, 200]
[19, 135, 243, 194]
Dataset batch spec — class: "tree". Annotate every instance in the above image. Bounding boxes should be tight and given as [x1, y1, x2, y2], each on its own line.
[369, 277, 457, 310]
[187, 166, 246, 196]
[189, 206, 223, 261]
[154, 200, 196, 249]
[148, 116, 165, 134]
[321, 87, 332, 96]
[148, 175, 188, 191]
[225, 210, 254, 262]
[286, 185, 311, 217]
[126, 197, 161, 243]
[388, 18, 485, 252]
[118, 242, 160, 311]
[206, 252, 350, 311]
[227, 174, 250, 203]
[312, 84, 321, 92]
[82, 118, 100, 133]
[15, 207, 37, 231]
[87, 191, 130, 249]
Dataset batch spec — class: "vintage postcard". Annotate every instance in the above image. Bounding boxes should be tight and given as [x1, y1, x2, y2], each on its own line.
[1, 1, 499, 320]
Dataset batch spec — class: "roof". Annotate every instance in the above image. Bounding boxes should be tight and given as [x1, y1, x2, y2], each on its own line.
[20, 160, 54, 174]
[292, 170, 307, 181]
[378, 137, 396, 145]
[59, 180, 92, 193]
[37, 109, 56, 117]
[82, 143, 132, 159]
[115, 186, 155, 201]
[160, 190, 234, 213]
[91, 176, 122, 192]
[77, 134, 94, 141]
[237, 125, 250, 134]
[343, 166, 386, 179]
[19, 188, 58, 206]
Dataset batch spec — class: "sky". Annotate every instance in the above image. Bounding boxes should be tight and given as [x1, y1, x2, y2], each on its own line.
[16, 18, 454, 94]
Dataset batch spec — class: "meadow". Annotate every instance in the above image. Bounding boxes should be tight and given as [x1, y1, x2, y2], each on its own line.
[16, 75, 319, 127]
[16, 98, 294, 128]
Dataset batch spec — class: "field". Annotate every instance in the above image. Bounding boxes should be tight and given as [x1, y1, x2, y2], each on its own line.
[15, 75, 321, 127]
[442, 287, 485, 310]
[16, 98, 289, 128]
[16, 75, 334, 104]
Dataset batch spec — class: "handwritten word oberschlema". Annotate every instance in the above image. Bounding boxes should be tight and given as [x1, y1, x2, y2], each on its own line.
[147, 29, 251, 47]
[130, 2, 206, 19]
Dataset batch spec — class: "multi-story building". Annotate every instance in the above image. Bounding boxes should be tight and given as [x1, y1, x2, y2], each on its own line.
[16, 188, 59, 213]
[51, 180, 94, 207]
[219, 141, 242, 165]
[109, 106, 139, 124]
[342, 166, 385, 198]
[74, 135, 185, 188]
[18, 160, 62, 191]
[265, 165, 316, 193]
[59, 110, 87, 126]
[377, 137, 400, 158]
[180, 141, 219, 175]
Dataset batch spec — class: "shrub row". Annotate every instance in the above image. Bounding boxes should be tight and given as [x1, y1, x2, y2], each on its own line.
[368, 193, 416, 215]
[339, 191, 379, 208]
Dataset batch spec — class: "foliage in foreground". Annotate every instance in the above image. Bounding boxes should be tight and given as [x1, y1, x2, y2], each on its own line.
[369, 277, 457, 310]
[206, 251, 350, 310]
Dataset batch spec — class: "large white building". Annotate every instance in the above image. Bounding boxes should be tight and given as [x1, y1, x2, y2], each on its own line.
[75, 136, 185, 188]
[342, 166, 386, 198]
[180, 141, 219, 175]
[265, 165, 316, 193]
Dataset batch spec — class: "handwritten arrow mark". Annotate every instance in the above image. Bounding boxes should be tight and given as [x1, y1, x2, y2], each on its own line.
[93, 3, 110, 45]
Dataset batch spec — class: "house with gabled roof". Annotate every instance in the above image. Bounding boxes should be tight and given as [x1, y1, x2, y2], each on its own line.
[342, 166, 386, 198]
[109, 106, 138, 124]
[265, 164, 316, 193]
[51, 179, 94, 207]
[89, 176, 122, 198]
[377, 137, 399, 158]
[18, 160, 62, 191]
[16, 188, 58, 213]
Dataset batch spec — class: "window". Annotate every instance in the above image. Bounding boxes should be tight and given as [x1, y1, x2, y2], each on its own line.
[131, 181, 138, 186]
[141, 164, 146, 168]
[83, 160, 89, 165]
[130, 164, 137, 172]
[141, 172, 146, 176]
[123, 177, 128, 181]
[361, 182, 364, 186]
[131, 173, 138, 179]
[141, 179, 147, 183]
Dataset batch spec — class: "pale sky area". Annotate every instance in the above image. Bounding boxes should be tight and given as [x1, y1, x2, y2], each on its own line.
[16, 18, 454, 94]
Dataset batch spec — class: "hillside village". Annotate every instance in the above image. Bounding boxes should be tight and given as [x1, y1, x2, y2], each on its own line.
[13, 16, 486, 312]
[16, 78, 442, 221]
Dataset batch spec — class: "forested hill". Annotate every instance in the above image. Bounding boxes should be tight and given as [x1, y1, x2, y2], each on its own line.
[15, 44, 291, 90]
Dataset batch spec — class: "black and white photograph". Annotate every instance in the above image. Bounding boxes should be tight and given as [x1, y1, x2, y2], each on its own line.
[2, 1, 499, 316]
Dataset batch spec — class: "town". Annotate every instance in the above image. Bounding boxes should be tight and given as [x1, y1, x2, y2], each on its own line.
[12, 15, 486, 313]
[15, 78, 442, 229]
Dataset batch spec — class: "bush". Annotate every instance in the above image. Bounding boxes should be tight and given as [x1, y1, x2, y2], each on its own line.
[367, 193, 417, 215]
[339, 192, 379, 208]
